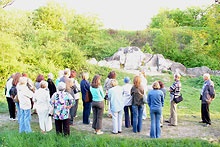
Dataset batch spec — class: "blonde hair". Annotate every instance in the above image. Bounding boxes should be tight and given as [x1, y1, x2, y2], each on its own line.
[152, 81, 160, 89]
[82, 72, 89, 80]
[40, 80, 48, 89]
[110, 79, 118, 87]
[19, 77, 28, 85]
[203, 73, 210, 80]
[174, 73, 181, 80]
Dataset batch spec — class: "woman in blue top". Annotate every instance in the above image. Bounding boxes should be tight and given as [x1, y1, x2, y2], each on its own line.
[90, 75, 105, 135]
[147, 81, 164, 138]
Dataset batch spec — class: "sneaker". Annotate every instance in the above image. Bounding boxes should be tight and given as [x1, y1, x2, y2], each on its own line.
[96, 130, 103, 135]
[205, 124, 211, 127]
[74, 115, 78, 118]
[93, 130, 97, 134]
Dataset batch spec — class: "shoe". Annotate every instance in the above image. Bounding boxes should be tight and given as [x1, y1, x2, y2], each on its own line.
[118, 131, 122, 133]
[93, 130, 97, 134]
[107, 114, 112, 118]
[111, 132, 118, 134]
[165, 120, 170, 123]
[205, 124, 211, 127]
[168, 124, 176, 126]
[74, 115, 78, 118]
[199, 121, 205, 123]
[96, 131, 103, 135]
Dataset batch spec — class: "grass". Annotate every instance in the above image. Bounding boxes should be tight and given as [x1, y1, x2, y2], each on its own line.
[0, 72, 220, 146]
[0, 128, 218, 147]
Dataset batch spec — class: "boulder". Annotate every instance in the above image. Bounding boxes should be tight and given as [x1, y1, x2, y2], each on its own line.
[186, 66, 212, 77]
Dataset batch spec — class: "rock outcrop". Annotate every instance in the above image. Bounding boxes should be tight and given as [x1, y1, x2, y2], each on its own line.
[87, 46, 220, 77]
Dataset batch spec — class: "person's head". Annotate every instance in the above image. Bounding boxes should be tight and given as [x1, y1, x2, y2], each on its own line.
[158, 81, 164, 89]
[139, 69, 146, 77]
[91, 75, 101, 88]
[22, 73, 28, 77]
[174, 73, 181, 81]
[82, 72, 89, 80]
[64, 68, 70, 77]
[12, 72, 22, 86]
[111, 79, 118, 87]
[109, 71, 116, 79]
[124, 77, 130, 84]
[70, 70, 77, 78]
[203, 73, 210, 81]
[19, 77, 28, 85]
[36, 74, 45, 82]
[152, 81, 160, 90]
[48, 73, 54, 80]
[133, 76, 141, 88]
[40, 80, 48, 89]
[57, 82, 66, 91]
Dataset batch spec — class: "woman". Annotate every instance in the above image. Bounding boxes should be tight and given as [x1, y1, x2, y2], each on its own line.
[69, 70, 81, 118]
[108, 79, 124, 134]
[33, 80, 52, 133]
[47, 73, 57, 98]
[6, 73, 16, 121]
[166, 73, 181, 126]
[17, 77, 34, 133]
[158, 80, 166, 127]
[122, 77, 133, 128]
[103, 71, 117, 118]
[80, 72, 92, 124]
[147, 81, 164, 138]
[50, 82, 74, 136]
[90, 75, 105, 135]
[131, 75, 144, 133]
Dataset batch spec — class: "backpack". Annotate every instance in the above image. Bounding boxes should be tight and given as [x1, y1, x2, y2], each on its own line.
[9, 86, 17, 98]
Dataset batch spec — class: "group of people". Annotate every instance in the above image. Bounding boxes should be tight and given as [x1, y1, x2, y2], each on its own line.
[5, 68, 215, 138]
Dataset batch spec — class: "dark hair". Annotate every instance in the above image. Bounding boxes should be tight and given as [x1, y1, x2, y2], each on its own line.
[12, 72, 22, 86]
[158, 81, 164, 88]
[109, 71, 116, 79]
[91, 75, 101, 88]
[36, 74, 45, 82]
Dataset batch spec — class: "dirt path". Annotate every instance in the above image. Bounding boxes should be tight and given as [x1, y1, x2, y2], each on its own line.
[1, 112, 219, 143]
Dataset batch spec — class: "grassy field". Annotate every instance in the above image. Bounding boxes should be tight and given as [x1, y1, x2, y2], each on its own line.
[0, 72, 220, 147]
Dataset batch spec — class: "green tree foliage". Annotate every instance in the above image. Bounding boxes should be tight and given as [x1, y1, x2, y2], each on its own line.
[149, 4, 220, 70]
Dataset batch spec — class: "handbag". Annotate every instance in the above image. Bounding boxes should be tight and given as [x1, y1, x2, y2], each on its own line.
[173, 94, 183, 104]
[85, 90, 92, 102]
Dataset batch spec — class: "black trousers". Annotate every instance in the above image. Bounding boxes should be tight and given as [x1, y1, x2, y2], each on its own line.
[55, 119, 70, 136]
[201, 103, 211, 125]
[6, 97, 16, 119]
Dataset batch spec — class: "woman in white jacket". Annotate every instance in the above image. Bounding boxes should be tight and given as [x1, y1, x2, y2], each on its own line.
[33, 80, 52, 133]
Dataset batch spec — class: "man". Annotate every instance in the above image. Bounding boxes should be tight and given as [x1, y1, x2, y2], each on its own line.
[200, 73, 215, 127]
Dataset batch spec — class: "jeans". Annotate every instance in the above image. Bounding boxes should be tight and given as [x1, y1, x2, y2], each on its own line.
[19, 109, 32, 133]
[132, 105, 144, 133]
[15, 102, 20, 124]
[92, 101, 104, 130]
[150, 108, 162, 138]
[124, 105, 132, 128]
[83, 101, 92, 124]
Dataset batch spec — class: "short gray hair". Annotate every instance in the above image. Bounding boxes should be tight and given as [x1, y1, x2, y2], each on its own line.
[57, 82, 66, 91]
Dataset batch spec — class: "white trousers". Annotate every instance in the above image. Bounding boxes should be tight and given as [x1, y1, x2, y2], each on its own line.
[111, 110, 123, 133]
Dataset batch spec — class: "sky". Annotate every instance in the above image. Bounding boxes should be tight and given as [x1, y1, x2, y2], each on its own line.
[7, 0, 215, 30]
